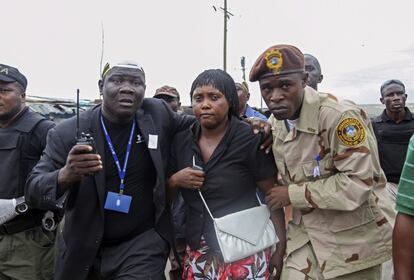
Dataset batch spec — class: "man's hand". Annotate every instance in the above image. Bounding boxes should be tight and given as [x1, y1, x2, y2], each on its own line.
[244, 117, 273, 153]
[266, 186, 291, 211]
[58, 145, 102, 189]
[269, 241, 285, 280]
[169, 167, 205, 190]
[393, 212, 414, 280]
[0, 199, 19, 225]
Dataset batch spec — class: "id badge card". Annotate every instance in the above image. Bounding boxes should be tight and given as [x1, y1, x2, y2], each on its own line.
[104, 191, 132, 213]
[148, 134, 158, 149]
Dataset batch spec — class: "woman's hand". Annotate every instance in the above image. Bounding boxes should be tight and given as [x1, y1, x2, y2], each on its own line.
[168, 167, 205, 190]
[269, 241, 286, 280]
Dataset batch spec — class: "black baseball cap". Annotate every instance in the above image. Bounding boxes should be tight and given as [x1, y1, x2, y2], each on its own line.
[0, 64, 28, 90]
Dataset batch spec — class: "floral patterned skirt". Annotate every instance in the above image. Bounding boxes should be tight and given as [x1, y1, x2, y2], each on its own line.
[182, 238, 271, 280]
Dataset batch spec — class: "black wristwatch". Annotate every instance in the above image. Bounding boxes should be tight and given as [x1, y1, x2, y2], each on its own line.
[15, 197, 29, 214]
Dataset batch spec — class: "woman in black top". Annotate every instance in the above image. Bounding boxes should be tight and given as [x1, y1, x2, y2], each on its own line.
[168, 69, 286, 279]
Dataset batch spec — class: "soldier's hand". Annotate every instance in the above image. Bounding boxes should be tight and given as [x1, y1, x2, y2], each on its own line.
[58, 145, 103, 187]
[244, 117, 273, 154]
[266, 186, 291, 211]
[168, 167, 205, 190]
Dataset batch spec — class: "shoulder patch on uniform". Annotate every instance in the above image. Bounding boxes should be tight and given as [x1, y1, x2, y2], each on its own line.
[336, 118, 366, 147]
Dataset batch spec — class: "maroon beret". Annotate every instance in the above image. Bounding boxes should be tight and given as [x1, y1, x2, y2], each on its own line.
[249, 44, 305, 82]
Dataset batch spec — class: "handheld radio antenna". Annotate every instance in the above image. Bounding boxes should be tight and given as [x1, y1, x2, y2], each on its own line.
[76, 89, 80, 139]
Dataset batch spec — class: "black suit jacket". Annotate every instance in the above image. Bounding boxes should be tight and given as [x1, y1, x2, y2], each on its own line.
[25, 98, 194, 280]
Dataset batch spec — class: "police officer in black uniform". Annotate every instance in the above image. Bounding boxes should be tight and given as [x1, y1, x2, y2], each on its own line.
[372, 79, 414, 199]
[0, 63, 56, 279]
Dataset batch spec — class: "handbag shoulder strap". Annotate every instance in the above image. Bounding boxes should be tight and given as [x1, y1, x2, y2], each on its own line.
[198, 190, 215, 220]
[197, 190, 264, 221]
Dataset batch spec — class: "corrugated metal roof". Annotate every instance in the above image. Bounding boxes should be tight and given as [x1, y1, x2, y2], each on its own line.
[26, 95, 97, 119]
[25, 95, 414, 120]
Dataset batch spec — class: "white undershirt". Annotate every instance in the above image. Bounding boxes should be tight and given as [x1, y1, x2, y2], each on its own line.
[286, 118, 299, 131]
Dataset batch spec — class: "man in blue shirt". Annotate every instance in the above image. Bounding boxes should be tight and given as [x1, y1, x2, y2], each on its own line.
[235, 82, 267, 120]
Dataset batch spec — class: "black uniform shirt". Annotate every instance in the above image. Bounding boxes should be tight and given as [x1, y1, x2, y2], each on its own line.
[0, 107, 54, 198]
[372, 108, 414, 183]
[168, 116, 277, 251]
[102, 116, 156, 244]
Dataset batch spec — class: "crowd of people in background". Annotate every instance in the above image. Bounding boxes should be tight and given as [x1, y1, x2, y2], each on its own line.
[1, 42, 413, 280]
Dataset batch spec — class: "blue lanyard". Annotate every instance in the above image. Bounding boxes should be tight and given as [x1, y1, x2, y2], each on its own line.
[100, 115, 136, 194]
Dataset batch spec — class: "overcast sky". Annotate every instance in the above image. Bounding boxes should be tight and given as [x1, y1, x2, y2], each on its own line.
[2, 0, 414, 108]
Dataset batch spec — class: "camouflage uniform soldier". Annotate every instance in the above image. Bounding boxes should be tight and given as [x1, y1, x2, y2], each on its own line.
[249, 44, 393, 279]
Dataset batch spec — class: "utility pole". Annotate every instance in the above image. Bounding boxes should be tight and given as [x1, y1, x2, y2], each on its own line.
[213, 1, 233, 72]
[99, 22, 105, 100]
[240, 56, 246, 82]
[223, 0, 227, 71]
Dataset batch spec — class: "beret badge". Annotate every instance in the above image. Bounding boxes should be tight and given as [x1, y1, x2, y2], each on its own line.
[265, 49, 283, 74]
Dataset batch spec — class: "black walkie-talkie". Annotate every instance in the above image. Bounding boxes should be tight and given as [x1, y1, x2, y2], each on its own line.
[75, 89, 96, 153]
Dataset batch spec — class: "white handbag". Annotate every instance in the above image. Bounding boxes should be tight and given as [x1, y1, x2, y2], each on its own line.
[198, 190, 278, 263]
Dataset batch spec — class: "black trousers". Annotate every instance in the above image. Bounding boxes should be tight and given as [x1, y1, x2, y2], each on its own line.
[88, 228, 169, 280]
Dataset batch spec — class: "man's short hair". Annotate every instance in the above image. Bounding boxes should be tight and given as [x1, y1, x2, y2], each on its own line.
[304, 54, 322, 73]
[380, 79, 405, 95]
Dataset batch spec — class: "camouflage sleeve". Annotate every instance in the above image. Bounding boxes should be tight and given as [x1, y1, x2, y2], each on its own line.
[289, 110, 379, 211]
